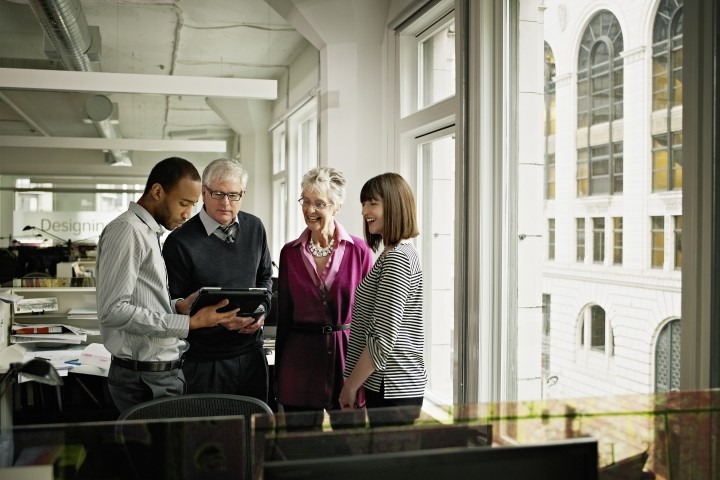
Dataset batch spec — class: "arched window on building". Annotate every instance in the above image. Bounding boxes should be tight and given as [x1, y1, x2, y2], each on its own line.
[651, 0, 683, 192]
[544, 42, 556, 200]
[576, 10, 624, 197]
[577, 304, 614, 356]
[655, 318, 681, 392]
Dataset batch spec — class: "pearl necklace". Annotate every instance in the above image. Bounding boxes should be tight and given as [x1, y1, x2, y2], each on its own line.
[308, 237, 335, 258]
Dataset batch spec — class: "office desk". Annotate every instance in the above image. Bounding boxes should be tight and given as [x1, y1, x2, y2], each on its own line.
[0, 391, 719, 479]
[0, 344, 118, 428]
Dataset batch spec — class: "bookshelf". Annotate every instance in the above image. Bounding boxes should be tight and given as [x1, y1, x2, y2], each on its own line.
[1, 286, 118, 425]
[9, 287, 99, 346]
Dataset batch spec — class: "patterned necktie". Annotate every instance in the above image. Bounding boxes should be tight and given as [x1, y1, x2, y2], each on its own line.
[217, 224, 236, 243]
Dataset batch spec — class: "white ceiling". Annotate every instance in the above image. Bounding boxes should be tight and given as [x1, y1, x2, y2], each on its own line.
[0, 0, 310, 177]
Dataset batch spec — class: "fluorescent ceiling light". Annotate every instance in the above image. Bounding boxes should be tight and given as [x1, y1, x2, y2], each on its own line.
[0, 68, 277, 100]
[0, 135, 227, 152]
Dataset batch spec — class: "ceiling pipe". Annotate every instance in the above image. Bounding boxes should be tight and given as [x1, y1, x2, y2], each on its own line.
[27, 0, 132, 165]
[85, 95, 132, 166]
[27, 0, 100, 72]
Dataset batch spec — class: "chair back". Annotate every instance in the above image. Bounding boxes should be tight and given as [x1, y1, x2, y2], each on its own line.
[118, 392, 273, 420]
[116, 393, 274, 480]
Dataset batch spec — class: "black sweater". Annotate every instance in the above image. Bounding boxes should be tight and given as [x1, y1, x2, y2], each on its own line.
[163, 212, 273, 360]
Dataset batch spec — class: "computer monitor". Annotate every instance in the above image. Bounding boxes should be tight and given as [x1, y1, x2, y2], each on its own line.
[263, 437, 598, 480]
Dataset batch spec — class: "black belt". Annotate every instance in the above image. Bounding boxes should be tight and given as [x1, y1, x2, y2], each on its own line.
[291, 324, 351, 334]
[111, 356, 183, 372]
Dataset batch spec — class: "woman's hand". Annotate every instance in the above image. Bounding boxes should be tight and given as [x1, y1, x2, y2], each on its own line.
[339, 380, 359, 410]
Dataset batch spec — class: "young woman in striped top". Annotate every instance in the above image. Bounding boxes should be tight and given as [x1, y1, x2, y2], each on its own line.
[339, 172, 427, 427]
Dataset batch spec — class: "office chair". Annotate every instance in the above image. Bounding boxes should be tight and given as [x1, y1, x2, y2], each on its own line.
[116, 393, 274, 480]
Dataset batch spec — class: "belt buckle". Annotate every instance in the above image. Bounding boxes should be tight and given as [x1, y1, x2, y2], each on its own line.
[321, 326, 332, 334]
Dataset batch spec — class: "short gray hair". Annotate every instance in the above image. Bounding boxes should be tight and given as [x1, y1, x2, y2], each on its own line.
[300, 167, 346, 208]
[202, 158, 249, 188]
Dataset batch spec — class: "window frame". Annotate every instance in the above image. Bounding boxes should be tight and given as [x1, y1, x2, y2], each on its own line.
[393, 0, 457, 408]
[269, 97, 319, 261]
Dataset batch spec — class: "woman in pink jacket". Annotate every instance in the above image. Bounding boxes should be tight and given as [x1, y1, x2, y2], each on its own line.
[275, 166, 373, 430]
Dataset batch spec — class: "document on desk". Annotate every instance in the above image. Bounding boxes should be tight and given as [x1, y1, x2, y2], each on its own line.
[20, 346, 86, 381]
[18, 344, 110, 378]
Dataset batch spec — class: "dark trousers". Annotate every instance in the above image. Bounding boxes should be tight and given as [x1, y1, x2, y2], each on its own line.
[183, 344, 269, 403]
[364, 381, 423, 427]
[107, 363, 186, 415]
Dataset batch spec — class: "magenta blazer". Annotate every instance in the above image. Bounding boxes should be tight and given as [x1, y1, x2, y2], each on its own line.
[275, 228, 373, 409]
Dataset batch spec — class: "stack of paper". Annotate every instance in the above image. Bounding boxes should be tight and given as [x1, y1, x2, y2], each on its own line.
[66, 308, 98, 321]
[11, 323, 88, 345]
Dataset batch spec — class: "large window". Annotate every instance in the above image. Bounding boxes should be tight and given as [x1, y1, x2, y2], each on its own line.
[651, 0, 683, 192]
[270, 99, 318, 260]
[400, 0, 693, 406]
[577, 10, 624, 128]
[544, 43, 556, 200]
[576, 10, 624, 197]
[394, 0, 456, 408]
[417, 130, 455, 406]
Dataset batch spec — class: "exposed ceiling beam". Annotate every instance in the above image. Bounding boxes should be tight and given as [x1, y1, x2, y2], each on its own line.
[0, 135, 227, 152]
[0, 68, 278, 99]
[0, 91, 50, 136]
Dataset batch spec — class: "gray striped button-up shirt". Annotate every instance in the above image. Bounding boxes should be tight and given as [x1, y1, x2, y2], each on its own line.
[96, 202, 189, 362]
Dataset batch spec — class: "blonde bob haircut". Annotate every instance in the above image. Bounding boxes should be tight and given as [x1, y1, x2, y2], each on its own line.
[360, 172, 419, 253]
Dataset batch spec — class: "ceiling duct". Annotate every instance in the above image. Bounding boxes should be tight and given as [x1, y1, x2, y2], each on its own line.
[28, 0, 101, 72]
[85, 95, 133, 167]
[28, 0, 132, 166]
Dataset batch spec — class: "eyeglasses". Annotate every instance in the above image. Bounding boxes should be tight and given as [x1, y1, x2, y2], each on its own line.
[298, 198, 332, 210]
[206, 188, 245, 201]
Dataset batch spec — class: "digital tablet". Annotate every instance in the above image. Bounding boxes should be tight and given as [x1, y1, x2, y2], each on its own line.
[189, 287, 269, 317]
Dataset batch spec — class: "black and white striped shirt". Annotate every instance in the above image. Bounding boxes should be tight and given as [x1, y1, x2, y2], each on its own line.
[345, 242, 426, 399]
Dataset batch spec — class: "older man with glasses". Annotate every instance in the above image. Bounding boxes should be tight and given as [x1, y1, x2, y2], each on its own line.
[162, 158, 273, 402]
